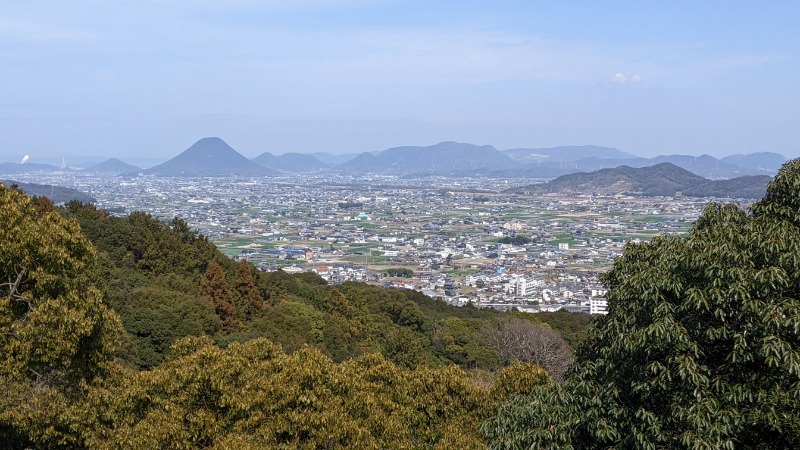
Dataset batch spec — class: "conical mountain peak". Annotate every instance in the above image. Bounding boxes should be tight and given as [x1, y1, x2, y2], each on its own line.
[145, 137, 277, 177]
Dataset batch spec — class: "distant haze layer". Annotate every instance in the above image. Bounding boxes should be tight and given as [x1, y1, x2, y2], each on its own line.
[1, 137, 786, 181]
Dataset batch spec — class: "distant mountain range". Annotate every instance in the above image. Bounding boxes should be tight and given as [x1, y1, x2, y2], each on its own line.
[145, 137, 278, 177]
[339, 141, 518, 174]
[1, 179, 96, 204]
[507, 163, 772, 199]
[252, 152, 328, 172]
[86, 158, 142, 174]
[0, 138, 791, 180]
[326, 143, 786, 179]
[0, 162, 61, 174]
[555, 152, 784, 179]
[719, 152, 788, 171]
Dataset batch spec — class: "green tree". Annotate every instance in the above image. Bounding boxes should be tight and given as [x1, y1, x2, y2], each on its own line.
[324, 289, 355, 318]
[113, 278, 220, 368]
[490, 360, 551, 398]
[233, 260, 263, 321]
[201, 261, 238, 333]
[81, 337, 495, 448]
[324, 289, 360, 343]
[0, 185, 121, 447]
[484, 160, 800, 449]
[386, 267, 414, 278]
[525, 309, 591, 351]
[383, 326, 426, 369]
[498, 235, 531, 245]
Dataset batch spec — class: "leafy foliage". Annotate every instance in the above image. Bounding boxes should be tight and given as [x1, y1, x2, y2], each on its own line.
[385, 267, 414, 278]
[75, 336, 550, 448]
[201, 261, 238, 332]
[62, 203, 226, 369]
[0, 186, 121, 448]
[485, 160, 800, 449]
[337, 201, 364, 209]
[498, 235, 532, 245]
[233, 260, 264, 321]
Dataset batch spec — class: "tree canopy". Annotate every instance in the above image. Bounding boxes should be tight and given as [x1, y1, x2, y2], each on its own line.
[484, 160, 800, 449]
[0, 185, 121, 447]
[77, 337, 548, 448]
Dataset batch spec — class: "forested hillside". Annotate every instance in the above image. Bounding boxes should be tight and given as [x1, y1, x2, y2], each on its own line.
[0, 184, 586, 448]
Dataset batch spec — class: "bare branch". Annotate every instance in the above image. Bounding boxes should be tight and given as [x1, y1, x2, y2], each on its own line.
[3, 266, 33, 311]
[482, 317, 574, 381]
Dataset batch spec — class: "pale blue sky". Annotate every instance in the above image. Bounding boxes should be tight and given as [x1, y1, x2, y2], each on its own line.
[1, 1, 798, 163]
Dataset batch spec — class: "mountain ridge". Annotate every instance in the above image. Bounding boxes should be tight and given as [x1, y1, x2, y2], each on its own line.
[508, 162, 771, 199]
[4, 140, 787, 179]
[338, 141, 517, 174]
[86, 158, 142, 174]
[1, 179, 96, 204]
[252, 152, 328, 172]
[0, 162, 62, 174]
[496, 148, 786, 179]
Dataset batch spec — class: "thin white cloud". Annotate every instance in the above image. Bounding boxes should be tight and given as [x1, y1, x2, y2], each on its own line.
[610, 72, 642, 84]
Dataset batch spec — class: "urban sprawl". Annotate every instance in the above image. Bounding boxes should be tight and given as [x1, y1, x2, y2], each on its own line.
[11, 171, 729, 316]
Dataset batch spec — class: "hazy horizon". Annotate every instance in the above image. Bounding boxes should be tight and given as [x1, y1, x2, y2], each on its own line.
[2, 2, 798, 161]
[0, 137, 792, 170]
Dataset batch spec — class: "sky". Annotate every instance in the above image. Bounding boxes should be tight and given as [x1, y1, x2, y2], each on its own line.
[1, 1, 799, 164]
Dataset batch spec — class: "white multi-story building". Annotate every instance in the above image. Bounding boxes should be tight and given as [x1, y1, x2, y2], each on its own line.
[590, 296, 608, 315]
[514, 276, 527, 296]
[528, 278, 545, 288]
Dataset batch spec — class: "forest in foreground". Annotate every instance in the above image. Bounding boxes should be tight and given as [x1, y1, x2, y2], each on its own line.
[2, 160, 800, 449]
